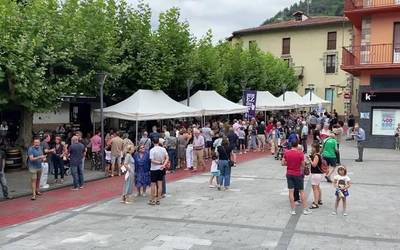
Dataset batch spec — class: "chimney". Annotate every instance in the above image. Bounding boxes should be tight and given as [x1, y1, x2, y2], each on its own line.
[292, 11, 309, 21]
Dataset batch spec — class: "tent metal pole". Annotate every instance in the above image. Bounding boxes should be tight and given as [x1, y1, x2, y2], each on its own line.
[264, 111, 267, 123]
[135, 121, 139, 145]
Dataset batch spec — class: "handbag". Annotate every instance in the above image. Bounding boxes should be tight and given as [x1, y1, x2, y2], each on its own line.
[317, 154, 329, 174]
[303, 165, 310, 176]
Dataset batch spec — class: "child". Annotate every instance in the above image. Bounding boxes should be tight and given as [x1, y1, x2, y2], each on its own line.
[332, 166, 352, 216]
[105, 146, 112, 177]
[238, 127, 246, 154]
[209, 153, 219, 188]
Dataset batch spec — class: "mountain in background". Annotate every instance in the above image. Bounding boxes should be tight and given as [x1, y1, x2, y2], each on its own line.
[263, 0, 344, 24]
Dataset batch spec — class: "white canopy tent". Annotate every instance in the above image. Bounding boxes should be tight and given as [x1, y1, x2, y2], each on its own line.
[256, 91, 294, 110]
[94, 89, 202, 142]
[302, 92, 330, 106]
[279, 91, 311, 108]
[181, 90, 248, 116]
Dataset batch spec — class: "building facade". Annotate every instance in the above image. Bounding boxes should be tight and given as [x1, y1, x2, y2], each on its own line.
[342, 0, 400, 148]
[230, 13, 358, 117]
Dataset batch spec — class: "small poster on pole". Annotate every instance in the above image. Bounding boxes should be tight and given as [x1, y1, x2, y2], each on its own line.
[244, 90, 257, 119]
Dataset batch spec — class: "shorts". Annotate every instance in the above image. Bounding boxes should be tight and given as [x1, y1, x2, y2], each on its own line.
[211, 170, 220, 177]
[29, 168, 42, 179]
[324, 157, 337, 167]
[286, 175, 304, 190]
[205, 141, 213, 148]
[111, 155, 121, 165]
[335, 189, 349, 197]
[311, 174, 324, 186]
[238, 139, 245, 145]
[150, 170, 164, 182]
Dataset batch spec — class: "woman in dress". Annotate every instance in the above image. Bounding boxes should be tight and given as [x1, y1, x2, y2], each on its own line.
[121, 145, 135, 204]
[134, 145, 151, 197]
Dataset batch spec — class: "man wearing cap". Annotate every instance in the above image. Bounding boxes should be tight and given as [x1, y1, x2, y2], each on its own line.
[192, 129, 205, 172]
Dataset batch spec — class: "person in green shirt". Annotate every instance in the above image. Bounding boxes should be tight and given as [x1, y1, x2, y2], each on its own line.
[322, 133, 338, 183]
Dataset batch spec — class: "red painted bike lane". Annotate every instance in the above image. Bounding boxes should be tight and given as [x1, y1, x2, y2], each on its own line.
[0, 151, 270, 228]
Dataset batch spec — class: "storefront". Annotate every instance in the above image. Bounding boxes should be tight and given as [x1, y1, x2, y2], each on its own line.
[358, 87, 400, 149]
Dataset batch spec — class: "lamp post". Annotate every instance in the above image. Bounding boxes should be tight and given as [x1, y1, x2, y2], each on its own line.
[96, 72, 107, 169]
[240, 80, 247, 103]
[281, 83, 287, 102]
[186, 79, 193, 106]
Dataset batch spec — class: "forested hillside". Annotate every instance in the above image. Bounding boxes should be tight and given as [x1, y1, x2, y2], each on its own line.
[264, 0, 343, 24]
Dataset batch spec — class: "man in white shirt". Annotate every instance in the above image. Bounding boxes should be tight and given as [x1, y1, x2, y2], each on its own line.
[192, 129, 205, 172]
[149, 138, 168, 205]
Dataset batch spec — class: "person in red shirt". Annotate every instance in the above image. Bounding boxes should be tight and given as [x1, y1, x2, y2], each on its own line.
[282, 140, 312, 216]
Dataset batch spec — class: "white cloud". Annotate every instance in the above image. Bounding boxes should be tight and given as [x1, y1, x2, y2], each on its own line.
[127, 0, 299, 41]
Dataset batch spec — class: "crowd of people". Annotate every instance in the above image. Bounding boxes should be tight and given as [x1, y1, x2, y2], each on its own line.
[1, 109, 367, 216]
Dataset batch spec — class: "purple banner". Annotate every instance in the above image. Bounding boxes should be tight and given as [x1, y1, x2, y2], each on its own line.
[243, 90, 257, 119]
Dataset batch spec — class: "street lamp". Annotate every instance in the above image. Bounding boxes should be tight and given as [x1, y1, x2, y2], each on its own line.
[281, 83, 287, 102]
[96, 72, 107, 169]
[186, 79, 194, 106]
[240, 80, 247, 104]
[308, 84, 315, 102]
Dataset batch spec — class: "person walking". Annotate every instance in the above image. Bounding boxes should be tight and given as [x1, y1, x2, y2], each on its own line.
[282, 140, 312, 215]
[257, 121, 266, 152]
[69, 136, 86, 190]
[309, 143, 324, 209]
[165, 131, 177, 173]
[0, 148, 12, 199]
[134, 145, 151, 197]
[300, 121, 308, 154]
[202, 123, 213, 160]
[192, 129, 205, 172]
[322, 133, 338, 183]
[52, 136, 65, 184]
[353, 124, 366, 162]
[121, 145, 135, 204]
[28, 138, 46, 200]
[149, 138, 168, 206]
[110, 132, 124, 177]
[216, 138, 236, 191]
[90, 130, 102, 170]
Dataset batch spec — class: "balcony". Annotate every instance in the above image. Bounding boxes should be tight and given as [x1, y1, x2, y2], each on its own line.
[341, 43, 400, 75]
[344, 0, 400, 26]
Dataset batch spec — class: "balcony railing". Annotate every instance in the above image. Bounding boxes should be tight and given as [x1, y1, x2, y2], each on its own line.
[345, 0, 400, 11]
[342, 43, 400, 68]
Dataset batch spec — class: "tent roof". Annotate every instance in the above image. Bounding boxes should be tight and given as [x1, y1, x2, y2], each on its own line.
[181, 90, 248, 115]
[255, 91, 294, 110]
[278, 91, 310, 108]
[96, 89, 202, 121]
[302, 92, 330, 106]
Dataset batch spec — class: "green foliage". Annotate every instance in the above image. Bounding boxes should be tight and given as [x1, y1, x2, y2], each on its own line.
[264, 0, 343, 24]
[0, 0, 299, 113]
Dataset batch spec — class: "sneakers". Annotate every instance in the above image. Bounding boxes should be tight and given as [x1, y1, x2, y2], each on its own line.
[332, 211, 337, 215]
[209, 185, 216, 188]
[290, 210, 296, 215]
[355, 159, 363, 162]
[343, 212, 348, 216]
[303, 209, 312, 215]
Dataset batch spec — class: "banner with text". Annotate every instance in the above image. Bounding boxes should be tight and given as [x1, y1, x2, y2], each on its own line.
[244, 90, 257, 119]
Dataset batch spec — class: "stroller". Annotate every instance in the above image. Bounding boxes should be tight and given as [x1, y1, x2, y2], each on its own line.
[275, 140, 289, 161]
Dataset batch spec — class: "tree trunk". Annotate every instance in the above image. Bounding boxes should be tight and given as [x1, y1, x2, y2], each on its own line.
[17, 108, 33, 168]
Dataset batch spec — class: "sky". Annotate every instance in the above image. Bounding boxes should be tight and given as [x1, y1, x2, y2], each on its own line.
[128, 0, 298, 41]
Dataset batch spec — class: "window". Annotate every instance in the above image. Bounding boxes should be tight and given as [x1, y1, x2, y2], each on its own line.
[325, 88, 334, 103]
[372, 109, 400, 135]
[325, 54, 337, 73]
[283, 58, 291, 67]
[282, 38, 290, 55]
[327, 32, 337, 50]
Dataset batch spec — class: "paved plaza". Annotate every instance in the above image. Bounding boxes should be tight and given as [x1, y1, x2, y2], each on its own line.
[1, 141, 400, 250]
